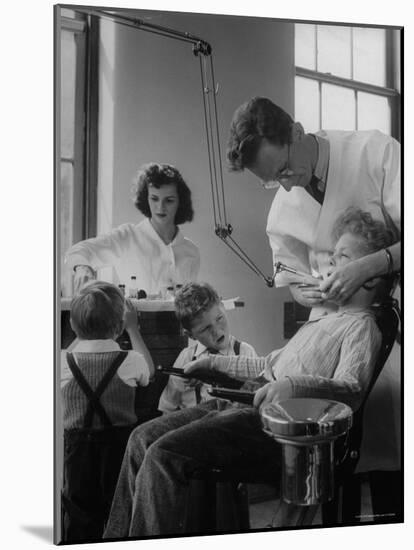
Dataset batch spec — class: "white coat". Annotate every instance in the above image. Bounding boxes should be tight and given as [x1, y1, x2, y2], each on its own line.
[267, 129, 400, 287]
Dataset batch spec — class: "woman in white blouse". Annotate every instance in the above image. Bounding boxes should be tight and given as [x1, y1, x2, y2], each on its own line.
[65, 163, 200, 295]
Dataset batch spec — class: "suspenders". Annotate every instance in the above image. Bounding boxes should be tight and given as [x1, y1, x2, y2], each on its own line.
[193, 340, 241, 404]
[66, 352, 128, 429]
[233, 339, 241, 356]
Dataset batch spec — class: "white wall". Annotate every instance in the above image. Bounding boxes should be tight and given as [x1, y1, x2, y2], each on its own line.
[98, 9, 295, 354]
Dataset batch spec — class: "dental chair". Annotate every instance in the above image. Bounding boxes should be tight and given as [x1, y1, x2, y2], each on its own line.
[185, 297, 400, 533]
[321, 297, 401, 525]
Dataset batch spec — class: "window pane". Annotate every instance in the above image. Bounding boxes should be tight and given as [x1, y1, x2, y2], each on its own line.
[357, 92, 390, 134]
[353, 28, 386, 86]
[393, 30, 401, 94]
[61, 8, 77, 18]
[61, 161, 74, 296]
[295, 23, 316, 69]
[295, 77, 320, 132]
[61, 30, 76, 158]
[322, 83, 355, 130]
[61, 161, 74, 251]
[317, 25, 352, 79]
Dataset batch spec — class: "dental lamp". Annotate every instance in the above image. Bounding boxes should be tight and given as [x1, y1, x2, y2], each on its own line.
[71, 7, 278, 287]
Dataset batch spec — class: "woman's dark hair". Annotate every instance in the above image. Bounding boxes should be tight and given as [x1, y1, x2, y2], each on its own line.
[133, 163, 194, 224]
[227, 97, 294, 171]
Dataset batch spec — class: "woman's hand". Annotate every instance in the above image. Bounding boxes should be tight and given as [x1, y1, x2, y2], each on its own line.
[73, 265, 96, 294]
[123, 299, 154, 376]
[319, 258, 369, 305]
[253, 379, 293, 411]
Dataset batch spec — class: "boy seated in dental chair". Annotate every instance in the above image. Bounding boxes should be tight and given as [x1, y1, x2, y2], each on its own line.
[104, 208, 398, 539]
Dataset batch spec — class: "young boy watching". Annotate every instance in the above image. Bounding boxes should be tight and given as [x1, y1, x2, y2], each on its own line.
[60, 280, 154, 542]
[158, 282, 256, 412]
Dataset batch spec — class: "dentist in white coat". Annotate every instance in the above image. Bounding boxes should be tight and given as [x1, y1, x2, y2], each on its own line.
[227, 97, 400, 315]
[226, 96, 401, 475]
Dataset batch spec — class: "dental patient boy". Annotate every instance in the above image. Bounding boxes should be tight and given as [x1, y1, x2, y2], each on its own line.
[159, 282, 256, 412]
[104, 208, 395, 538]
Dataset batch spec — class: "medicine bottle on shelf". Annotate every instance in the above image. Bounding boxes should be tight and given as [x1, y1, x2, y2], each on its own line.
[128, 276, 138, 299]
[118, 284, 126, 296]
[165, 286, 175, 301]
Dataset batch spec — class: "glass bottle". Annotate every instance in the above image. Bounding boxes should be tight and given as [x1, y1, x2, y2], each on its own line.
[128, 276, 138, 299]
[165, 286, 175, 301]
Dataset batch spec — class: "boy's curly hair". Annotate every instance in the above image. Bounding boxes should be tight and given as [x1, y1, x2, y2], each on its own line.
[174, 282, 221, 331]
[333, 207, 397, 301]
[333, 207, 395, 254]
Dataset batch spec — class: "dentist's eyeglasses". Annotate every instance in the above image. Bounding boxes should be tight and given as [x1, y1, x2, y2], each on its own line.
[260, 144, 294, 190]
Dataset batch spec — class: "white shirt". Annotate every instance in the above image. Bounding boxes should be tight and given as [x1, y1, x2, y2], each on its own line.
[65, 218, 200, 295]
[210, 308, 381, 412]
[158, 335, 257, 412]
[61, 339, 150, 388]
[267, 129, 400, 302]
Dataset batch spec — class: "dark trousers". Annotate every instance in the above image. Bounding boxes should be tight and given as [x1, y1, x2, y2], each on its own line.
[104, 405, 281, 538]
[62, 425, 135, 543]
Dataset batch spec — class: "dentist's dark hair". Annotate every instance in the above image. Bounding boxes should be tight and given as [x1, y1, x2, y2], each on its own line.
[227, 97, 294, 171]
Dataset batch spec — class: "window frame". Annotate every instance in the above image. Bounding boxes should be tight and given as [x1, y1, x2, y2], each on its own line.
[54, 10, 100, 537]
[295, 26, 401, 141]
[57, 11, 99, 245]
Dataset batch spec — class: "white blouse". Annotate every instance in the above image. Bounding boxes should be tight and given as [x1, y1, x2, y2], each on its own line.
[65, 218, 200, 295]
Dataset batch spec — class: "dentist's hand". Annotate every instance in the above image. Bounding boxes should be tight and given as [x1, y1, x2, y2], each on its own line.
[319, 259, 368, 305]
[289, 283, 325, 308]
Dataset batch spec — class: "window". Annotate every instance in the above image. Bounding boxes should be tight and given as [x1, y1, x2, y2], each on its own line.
[56, 8, 99, 295]
[294, 24, 401, 140]
[60, 15, 86, 251]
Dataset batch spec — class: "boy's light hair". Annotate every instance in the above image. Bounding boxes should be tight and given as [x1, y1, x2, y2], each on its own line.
[174, 282, 221, 331]
[333, 207, 397, 301]
[70, 281, 125, 340]
[333, 207, 395, 254]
